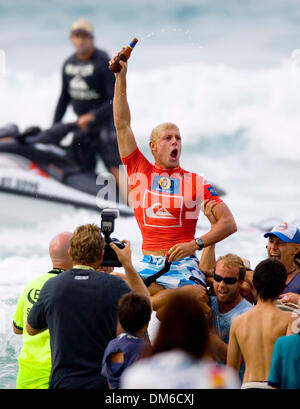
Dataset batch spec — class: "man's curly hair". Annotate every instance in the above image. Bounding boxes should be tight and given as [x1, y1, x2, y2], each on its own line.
[70, 224, 105, 265]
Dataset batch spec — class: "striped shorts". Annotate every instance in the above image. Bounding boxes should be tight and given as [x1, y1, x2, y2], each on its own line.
[135, 254, 206, 289]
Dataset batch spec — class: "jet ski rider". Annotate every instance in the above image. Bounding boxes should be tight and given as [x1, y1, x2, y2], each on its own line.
[53, 18, 127, 202]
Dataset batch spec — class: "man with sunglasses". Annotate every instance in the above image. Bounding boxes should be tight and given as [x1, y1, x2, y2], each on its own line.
[210, 254, 253, 365]
[151, 252, 253, 367]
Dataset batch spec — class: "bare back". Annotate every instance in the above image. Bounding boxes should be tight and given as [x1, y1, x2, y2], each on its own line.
[228, 302, 292, 383]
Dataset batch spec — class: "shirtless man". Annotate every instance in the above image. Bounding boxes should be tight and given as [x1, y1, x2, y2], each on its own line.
[109, 51, 237, 289]
[264, 222, 300, 306]
[227, 258, 295, 389]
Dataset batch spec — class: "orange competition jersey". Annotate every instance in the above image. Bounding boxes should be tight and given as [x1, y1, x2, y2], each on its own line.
[122, 148, 222, 250]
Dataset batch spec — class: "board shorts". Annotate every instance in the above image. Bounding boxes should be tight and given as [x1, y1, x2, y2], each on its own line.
[135, 254, 206, 289]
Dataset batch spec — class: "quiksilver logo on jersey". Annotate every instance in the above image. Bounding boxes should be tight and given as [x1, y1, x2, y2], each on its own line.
[67, 63, 100, 100]
[146, 203, 176, 219]
[70, 75, 89, 91]
[143, 189, 183, 228]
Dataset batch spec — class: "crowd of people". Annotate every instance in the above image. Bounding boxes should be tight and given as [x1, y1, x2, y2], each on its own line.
[12, 217, 300, 390]
[12, 18, 300, 390]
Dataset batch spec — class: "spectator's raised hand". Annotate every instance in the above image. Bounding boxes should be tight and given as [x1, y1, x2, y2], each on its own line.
[202, 199, 217, 225]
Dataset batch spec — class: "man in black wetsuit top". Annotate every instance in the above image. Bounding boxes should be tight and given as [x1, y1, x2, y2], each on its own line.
[53, 18, 127, 202]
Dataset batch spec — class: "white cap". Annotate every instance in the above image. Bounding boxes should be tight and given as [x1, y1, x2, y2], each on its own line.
[264, 222, 300, 244]
[70, 18, 94, 37]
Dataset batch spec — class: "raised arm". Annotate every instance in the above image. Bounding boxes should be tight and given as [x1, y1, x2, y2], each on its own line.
[198, 199, 218, 284]
[109, 56, 137, 157]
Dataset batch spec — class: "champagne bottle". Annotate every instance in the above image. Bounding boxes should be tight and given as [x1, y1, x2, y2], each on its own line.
[110, 38, 138, 73]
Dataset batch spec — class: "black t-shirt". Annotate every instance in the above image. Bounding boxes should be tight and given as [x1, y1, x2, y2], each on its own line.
[27, 268, 130, 389]
[53, 48, 115, 125]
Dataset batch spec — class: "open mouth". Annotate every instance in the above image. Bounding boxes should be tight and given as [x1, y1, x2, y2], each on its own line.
[270, 254, 280, 259]
[170, 148, 178, 159]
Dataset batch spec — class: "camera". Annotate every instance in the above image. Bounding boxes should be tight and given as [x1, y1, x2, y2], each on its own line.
[100, 208, 125, 267]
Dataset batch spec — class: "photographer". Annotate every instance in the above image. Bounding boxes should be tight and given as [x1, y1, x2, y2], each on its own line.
[26, 223, 149, 390]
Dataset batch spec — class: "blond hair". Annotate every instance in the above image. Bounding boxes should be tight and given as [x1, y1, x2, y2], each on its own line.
[70, 224, 104, 265]
[216, 254, 246, 281]
[150, 122, 179, 145]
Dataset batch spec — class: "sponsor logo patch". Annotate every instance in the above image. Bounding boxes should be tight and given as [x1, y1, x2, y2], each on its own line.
[143, 189, 183, 228]
[150, 176, 180, 194]
[207, 186, 218, 197]
[274, 222, 288, 231]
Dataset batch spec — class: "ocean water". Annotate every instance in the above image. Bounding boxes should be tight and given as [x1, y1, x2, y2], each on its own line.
[1, 0, 300, 388]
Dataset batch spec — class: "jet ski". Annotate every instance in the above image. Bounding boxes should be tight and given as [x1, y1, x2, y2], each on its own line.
[0, 122, 226, 226]
[0, 122, 134, 224]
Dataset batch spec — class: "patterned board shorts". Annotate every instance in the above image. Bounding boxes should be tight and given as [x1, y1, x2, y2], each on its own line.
[135, 254, 206, 289]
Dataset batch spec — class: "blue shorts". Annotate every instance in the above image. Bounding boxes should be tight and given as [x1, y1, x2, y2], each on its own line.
[135, 255, 206, 289]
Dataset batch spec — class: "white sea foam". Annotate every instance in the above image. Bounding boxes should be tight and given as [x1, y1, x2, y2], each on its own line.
[1, 53, 300, 161]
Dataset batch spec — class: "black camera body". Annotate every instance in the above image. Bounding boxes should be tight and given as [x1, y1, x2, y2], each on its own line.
[100, 209, 125, 267]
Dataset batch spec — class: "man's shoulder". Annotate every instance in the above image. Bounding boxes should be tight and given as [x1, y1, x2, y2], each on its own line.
[286, 271, 300, 293]
[22, 272, 56, 293]
[105, 332, 136, 348]
[37, 269, 71, 290]
[239, 298, 253, 311]
[63, 53, 78, 65]
[210, 296, 218, 310]
[230, 309, 248, 329]
[122, 148, 153, 174]
[230, 299, 253, 322]
[122, 147, 149, 162]
[93, 47, 110, 61]
[179, 168, 210, 181]
[62, 49, 109, 67]
[275, 333, 291, 347]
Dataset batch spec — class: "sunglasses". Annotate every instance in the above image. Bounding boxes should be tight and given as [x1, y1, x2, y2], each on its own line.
[213, 273, 239, 285]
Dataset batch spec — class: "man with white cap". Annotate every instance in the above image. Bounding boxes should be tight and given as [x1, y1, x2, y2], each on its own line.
[53, 18, 127, 201]
[264, 222, 300, 305]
